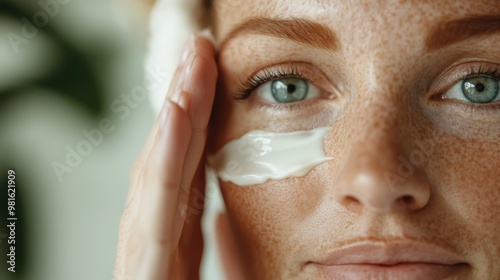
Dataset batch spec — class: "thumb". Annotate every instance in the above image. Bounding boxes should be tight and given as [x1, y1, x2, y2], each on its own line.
[216, 211, 245, 280]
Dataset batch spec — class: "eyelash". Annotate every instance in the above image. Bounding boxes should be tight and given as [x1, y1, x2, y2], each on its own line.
[461, 65, 499, 79]
[236, 63, 312, 100]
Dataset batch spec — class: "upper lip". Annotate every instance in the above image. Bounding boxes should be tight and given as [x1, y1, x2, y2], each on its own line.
[309, 239, 467, 266]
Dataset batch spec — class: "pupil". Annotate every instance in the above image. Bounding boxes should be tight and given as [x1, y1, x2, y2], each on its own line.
[475, 83, 485, 92]
[287, 84, 296, 93]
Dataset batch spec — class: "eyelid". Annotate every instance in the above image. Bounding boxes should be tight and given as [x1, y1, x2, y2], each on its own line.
[429, 60, 500, 98]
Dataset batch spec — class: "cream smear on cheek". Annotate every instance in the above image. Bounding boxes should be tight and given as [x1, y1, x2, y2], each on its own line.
[207, 127, 332, 186]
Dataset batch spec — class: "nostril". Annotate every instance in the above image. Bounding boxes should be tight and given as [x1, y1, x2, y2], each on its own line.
[402, 195, 414, 205]
[344, 195, 360, 205]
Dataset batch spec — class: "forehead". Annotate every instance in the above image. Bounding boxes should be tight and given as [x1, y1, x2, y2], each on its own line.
[213, 0, 500, 41]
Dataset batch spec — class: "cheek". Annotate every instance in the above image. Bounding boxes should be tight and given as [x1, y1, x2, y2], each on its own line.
[425, 134, 500, 250]
[219, 172, 325, 260]
[428, 136, 499, 212]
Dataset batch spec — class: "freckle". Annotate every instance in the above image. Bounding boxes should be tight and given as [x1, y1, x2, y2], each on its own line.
[371, 120, 381, 129]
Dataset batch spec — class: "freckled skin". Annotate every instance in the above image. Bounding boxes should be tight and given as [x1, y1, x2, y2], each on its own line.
[210, 0, 500, 279]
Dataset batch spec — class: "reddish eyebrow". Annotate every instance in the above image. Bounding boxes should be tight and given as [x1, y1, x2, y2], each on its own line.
[219, 17, 340, 52]
[426, 14, 500, 51]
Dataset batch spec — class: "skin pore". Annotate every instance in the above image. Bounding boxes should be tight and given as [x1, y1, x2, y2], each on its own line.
[208, 0, 500, 279]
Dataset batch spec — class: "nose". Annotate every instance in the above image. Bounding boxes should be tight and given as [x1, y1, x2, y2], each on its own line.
[333, 123, 431, 214]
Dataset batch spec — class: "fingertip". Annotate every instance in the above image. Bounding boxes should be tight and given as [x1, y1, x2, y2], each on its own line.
[181, 55, 217, 130]
[195, 35, 216, 61]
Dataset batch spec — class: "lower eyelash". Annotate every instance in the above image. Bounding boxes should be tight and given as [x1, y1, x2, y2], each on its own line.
[256, 102, 304, 112]
[449, 101, 500, 117]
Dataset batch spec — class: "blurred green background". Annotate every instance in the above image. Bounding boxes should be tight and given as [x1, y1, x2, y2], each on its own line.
[0, 0, 155, 279]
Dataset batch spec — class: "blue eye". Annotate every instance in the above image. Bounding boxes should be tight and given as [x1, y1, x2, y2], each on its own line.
[256, 78, 320, 103]
[443, 76, 500, 103]
[271, 78, 308, 103]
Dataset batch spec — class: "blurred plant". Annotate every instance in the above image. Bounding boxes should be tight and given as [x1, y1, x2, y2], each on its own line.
[0, 1, 114, 279]
[0, 0, 107, 118]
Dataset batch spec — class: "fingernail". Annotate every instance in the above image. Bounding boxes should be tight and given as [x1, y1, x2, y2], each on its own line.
[174, 53, 196, 100]
[178, 90, 190, 110]
[181, 54, 198, 93]
[171, 89, 180, 103]
[171, 53, 196, 103]
[180, 35, 195, 66]
[184, 53, 197, 79]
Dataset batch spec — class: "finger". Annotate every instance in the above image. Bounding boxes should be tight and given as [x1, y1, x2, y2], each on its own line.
[131, 97, 193, 280]
[173, 36, 218, 244]
[117, 35, 216, 279]
[116, 97, 192, 280]
[128, 36, 196, 204]
[116, 36, 197, 279]
[175, 161, 207, 279]
[127, 117, 160, 205]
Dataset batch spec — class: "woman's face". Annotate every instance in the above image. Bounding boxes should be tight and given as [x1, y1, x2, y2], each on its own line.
[209, 0, 500, 279]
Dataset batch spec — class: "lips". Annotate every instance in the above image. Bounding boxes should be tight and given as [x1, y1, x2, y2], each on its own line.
[308, 240, 469, 280]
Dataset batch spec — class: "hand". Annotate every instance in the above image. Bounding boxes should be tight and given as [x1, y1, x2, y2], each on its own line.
[114, 35, 217, 280]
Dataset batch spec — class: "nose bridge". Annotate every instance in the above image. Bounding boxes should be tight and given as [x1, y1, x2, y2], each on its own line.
[333, 102, 431, 214]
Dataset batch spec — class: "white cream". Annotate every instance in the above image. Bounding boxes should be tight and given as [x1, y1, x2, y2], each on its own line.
[207, 127, 332, 186]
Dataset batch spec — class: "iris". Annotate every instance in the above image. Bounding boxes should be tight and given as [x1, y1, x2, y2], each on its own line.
[271, 78, 309, 103]
[461, 76, 499, 103]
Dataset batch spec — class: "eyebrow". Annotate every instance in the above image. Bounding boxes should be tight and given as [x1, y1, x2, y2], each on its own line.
[426, 14, 500, 51]
[219, 17, 340, 52]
